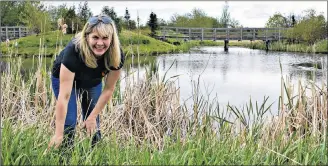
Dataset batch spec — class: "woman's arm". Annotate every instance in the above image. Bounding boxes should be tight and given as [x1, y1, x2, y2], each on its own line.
[83, 69, 121, 137]
[89, 69, 121, 119]
[48, 64, 75, 149]
[55, 64, 75, 136]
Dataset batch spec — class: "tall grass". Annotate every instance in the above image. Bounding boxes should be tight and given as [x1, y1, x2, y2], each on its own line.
[1, 50, 327, 164]
[246, 40, 328, 54]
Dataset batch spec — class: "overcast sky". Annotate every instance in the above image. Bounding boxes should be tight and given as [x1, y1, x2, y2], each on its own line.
[45, 1, 327, 27]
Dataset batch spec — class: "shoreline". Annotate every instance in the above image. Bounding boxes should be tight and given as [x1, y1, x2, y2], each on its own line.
[1, 44, 327, 59]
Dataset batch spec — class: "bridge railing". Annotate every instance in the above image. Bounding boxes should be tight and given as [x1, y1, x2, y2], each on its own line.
[158, 26, 289, 41]
[0, 26, 31, 41]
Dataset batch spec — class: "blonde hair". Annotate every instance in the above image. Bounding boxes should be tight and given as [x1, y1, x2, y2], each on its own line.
[73, 17, 121, 70]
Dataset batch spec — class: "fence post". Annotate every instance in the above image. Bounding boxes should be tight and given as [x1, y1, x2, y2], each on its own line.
[189, 28, 191, 40]
[214, 28, 217, 41]
[201, 28, 204, 41]
[240, 28, 243, 41]
[253, 29, 255, 41]
[19, 27, 21, 38]
[5, 26, 8, 40]
[163, 26, 166, 40]
[13, 27, 16, 38]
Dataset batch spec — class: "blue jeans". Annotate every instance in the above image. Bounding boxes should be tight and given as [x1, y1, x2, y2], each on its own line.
[51, 76, 102, 148]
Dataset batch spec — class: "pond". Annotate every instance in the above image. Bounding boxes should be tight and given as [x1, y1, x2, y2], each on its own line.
[1, 46, 327, 115]
[123, 46, 327, 115]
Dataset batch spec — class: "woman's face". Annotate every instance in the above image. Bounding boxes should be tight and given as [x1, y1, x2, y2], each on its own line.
[87, 31, 111, 57]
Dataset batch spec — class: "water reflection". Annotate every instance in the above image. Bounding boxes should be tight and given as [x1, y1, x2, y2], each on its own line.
[151, 47, 327, 114]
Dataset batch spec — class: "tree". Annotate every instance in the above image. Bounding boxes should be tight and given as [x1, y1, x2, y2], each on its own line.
[219, 2, 230, 28]
[64, 6, 78, 34]
[229, 18, 240, 28]
[265, 13, 289, 28]
[147, 12, 158, 37]
[296, 14, 326, 44]
[137, 11, 140, 29]
[124, 7, 130, 29]
[284, 9, 326, 44]
[19, 1, 52, 33]
[128, 20, 137, 30]
[78, 2, 92, 25]
[189, 8, 216, 28]
[0, 1, 23, 26]
[158, 18, 167, 26]
[169, 9, 217, 28]
[291, 15, 296, 27]
[101, 6, 122, 34]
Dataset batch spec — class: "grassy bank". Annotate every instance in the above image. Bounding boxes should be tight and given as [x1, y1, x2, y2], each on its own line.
[2, 29, 326, 58]
[244, 40, 328, 54]
[1, 56, 327, 165]
[0, 30, 218, 58]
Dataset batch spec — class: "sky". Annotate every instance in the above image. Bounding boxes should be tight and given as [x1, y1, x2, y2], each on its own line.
[44, 1, 327, 27]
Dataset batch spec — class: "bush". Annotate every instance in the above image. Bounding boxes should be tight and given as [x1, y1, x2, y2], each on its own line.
[142, 39, 150, 44]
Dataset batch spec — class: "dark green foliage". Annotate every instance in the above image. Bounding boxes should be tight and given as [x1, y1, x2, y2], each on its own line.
[101, 6, 122, 34]
[78, 1, 92, 25]
[284, 10, 326, 44]
[147, 12, 158, 37]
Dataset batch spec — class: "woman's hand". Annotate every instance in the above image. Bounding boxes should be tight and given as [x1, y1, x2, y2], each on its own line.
[48, 134, 64, 150]
[83, 116, 97, 137]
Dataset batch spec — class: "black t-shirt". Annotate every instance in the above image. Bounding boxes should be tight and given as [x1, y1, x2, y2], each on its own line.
[52, 40, 125, 88]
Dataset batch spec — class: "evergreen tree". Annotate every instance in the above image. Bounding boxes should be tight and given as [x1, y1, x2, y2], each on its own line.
[291, 15, 296, 27]
[101, 6, 122, 34]
[124, 7, 131, 29]
[137, 11, 140, 29]
[78, 1, 92, 25]
[64, 6, 77, 34]
[147, 12, 158, 37]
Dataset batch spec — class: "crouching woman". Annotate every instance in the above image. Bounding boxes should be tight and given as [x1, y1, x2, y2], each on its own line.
[48, 15, 124, 150]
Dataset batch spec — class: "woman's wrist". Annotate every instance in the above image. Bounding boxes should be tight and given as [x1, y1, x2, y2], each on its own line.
[88, 113, 97, 120]
[55, 121, 65, 136]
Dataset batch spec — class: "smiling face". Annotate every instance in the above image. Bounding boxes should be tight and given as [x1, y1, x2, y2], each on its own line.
[87, 31, 111, 57]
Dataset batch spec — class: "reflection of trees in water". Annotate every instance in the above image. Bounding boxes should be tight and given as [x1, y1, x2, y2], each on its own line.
[220, 54, 230, 82]
[287, 67, 325, 82]
[0, 61, 36, 81]
[211, 58, 217, 70]
[189, 60, 207, 71]
[159, 54, 230, 82]
[162, 58, 165, 70]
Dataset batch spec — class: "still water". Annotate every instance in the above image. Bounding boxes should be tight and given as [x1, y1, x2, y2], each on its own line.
[1, 47, 326, 114]
[123, 47, 327, 114]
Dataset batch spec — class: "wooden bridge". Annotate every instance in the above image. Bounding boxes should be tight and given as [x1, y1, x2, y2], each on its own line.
[157, 26, 289, 41]
[0, 26, 31, 41]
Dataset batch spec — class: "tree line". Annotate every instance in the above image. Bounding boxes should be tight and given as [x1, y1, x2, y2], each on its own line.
[1, 1, 326, 44]
[0, 1, 238, 32]
[265, 9, 327, 44]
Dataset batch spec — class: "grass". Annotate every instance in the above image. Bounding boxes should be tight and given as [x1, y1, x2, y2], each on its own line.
[1, 53, 327, 165]
[242, 40, 328, 54]
[1, 29, 180, 57]
[2, 28, 327, 58]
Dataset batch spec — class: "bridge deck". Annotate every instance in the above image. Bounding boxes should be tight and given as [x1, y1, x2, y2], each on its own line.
[158, 26, 289, 41]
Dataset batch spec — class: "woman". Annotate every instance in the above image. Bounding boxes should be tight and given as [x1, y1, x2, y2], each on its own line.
[48, 15, 124, 149]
